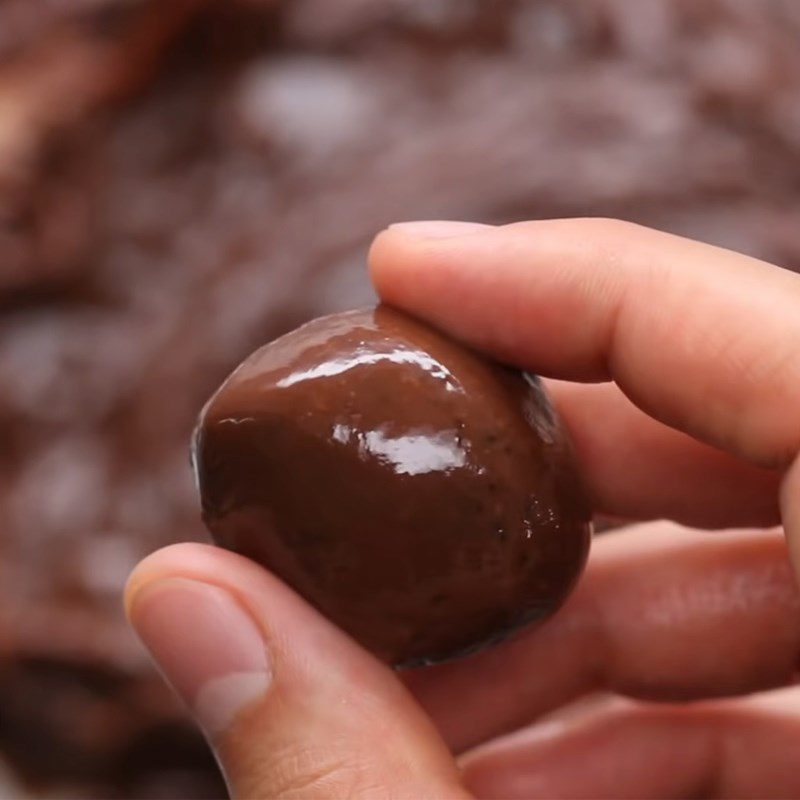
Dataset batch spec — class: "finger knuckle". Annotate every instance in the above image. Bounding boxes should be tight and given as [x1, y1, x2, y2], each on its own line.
[582, 216, 641, 241]
[244, 747, 375, 799]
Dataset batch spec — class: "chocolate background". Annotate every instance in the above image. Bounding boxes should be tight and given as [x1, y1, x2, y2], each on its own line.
[1, 1, 799, 796]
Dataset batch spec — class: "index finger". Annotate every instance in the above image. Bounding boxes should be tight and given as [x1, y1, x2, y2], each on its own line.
[369, 218, 800, 469]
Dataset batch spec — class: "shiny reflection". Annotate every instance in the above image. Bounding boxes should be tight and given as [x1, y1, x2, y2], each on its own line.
[526, 495, 560, 533]
[522, 373, 557, 444]
[332, 423, 467, 475]
[276, 346, 459, 391]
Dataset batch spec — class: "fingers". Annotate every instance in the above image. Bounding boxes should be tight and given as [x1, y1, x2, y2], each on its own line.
[546, 380, 780, 528]
[125, 543, 468, 800]
[404, 523, 800, 752]
[370, 218, 800, 468]
[461, 688, 800, 799]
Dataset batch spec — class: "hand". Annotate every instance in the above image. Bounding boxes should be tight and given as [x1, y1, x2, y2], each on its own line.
[125, 218, 800, 798]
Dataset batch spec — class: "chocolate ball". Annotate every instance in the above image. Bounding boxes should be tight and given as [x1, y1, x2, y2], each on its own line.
[192, 305, 591, 666]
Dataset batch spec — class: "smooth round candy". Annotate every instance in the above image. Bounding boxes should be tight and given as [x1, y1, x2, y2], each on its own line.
[193, 305, 591, 666]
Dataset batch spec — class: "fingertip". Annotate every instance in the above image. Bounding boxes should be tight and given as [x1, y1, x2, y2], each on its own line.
[366, 226, 397, 296]
[124, 541, 381, 682]
[367, 225, 432, 305]
[368, 221, 496, 304]
[125, 542, 220, 614]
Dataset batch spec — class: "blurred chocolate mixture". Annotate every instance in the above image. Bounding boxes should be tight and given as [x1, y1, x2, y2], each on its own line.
[1, 1, 800, 796]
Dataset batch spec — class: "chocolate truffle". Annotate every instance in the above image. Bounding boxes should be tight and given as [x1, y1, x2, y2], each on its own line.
[192, 305, 591, 666]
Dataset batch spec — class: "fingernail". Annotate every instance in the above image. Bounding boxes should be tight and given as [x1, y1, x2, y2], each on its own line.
[388, 220, 493, 239]
[129, 577, 271, 736]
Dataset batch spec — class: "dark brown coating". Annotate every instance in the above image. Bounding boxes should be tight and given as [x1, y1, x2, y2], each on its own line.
[193, 306, 592, 666]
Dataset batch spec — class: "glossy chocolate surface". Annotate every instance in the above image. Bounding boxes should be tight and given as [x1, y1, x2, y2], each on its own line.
[193, 306, 591, 666]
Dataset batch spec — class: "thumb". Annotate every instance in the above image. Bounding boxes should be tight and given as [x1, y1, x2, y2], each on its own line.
[125, 543, 469, 800]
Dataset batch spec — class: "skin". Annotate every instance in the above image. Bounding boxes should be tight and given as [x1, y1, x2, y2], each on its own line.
[126, 218, 800, 798]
